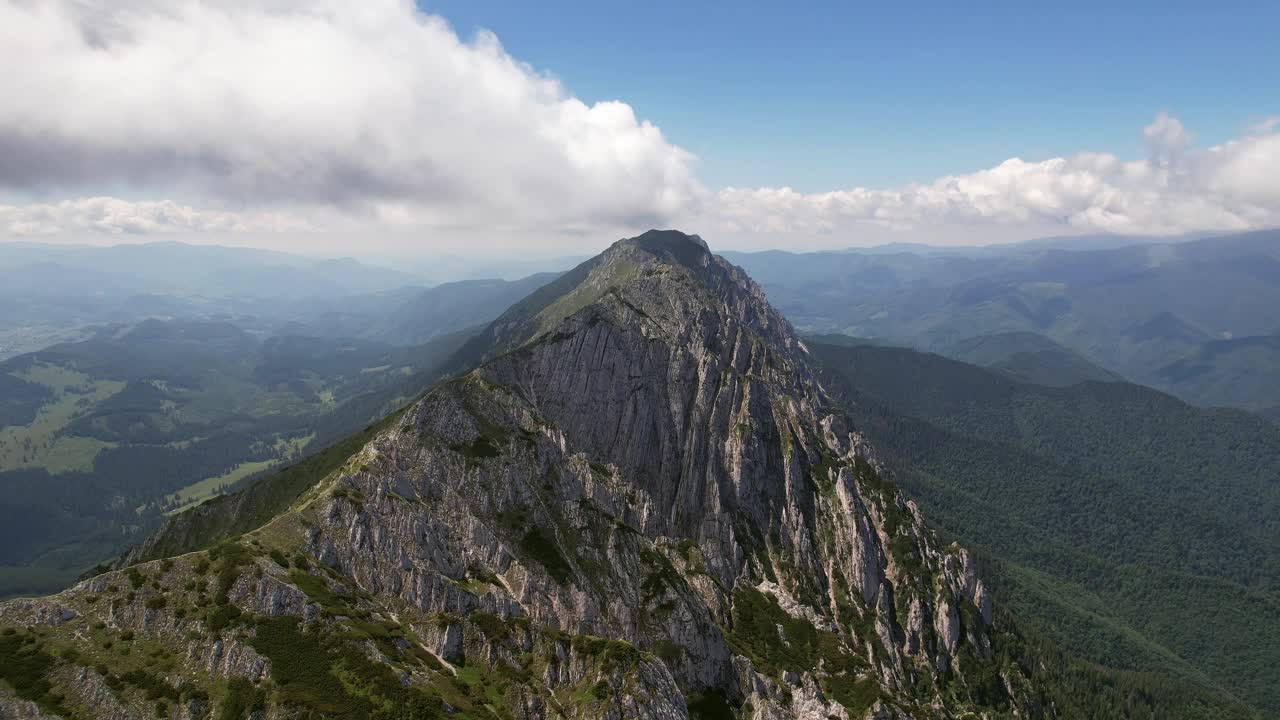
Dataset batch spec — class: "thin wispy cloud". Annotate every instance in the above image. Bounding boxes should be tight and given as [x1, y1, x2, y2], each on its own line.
[0, 197, 312, 236]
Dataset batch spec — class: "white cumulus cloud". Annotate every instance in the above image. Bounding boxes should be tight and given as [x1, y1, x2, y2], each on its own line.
[0, 0, 700, 234]
[700, 115, 1280, 248]
[0, 0, 1276, 253]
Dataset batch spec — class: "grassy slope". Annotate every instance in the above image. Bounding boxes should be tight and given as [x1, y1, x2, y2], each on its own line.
[0, 363, 123, 472]
[123, 407, 410, 566]
[163, 459, 279, 516]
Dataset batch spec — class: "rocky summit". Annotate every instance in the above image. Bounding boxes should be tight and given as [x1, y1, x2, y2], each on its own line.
[0, 231, 1101, 718]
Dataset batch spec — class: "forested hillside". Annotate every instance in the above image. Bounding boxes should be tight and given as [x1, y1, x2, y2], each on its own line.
[0, 320, 471, 598]
[810, 341, 1280, 714]
[941, 331, 1121, 386]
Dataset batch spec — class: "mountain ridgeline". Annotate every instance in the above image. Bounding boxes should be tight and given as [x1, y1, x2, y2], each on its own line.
[0, 232, 1256, 719]
[722, 229, 1280, 416]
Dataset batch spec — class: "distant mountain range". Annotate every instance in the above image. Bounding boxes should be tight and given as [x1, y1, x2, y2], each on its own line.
[940, 331, 1122, 387]
[0, 242, 421, 359]
[0, 241, 420, 300]
[279, 273, 562, 346]
[1149, 333, 1280, 413]
[0, 241, 574, 363]
[13, 231, 1274, 420]
[726, 229, 1280, 417]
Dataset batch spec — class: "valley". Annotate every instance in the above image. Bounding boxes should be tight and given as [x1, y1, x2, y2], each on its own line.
[0, 320, 469, 598]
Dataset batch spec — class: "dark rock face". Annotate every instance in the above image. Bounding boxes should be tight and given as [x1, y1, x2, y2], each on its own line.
[0, 230, 1024, 719]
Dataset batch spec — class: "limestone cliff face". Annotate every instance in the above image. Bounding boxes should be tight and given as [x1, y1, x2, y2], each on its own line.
[1, 231, 1027, 720]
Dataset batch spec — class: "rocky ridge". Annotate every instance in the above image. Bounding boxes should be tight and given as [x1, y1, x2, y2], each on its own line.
[2, 231, 1038, 719]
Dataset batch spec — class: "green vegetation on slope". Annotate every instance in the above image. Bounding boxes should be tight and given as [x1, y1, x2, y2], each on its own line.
[123, 406, 410, 565]
[1151, 333, 1280, 412]
[942, 331, 1121, 386]
[986, 608, 1257, 720]
[448, 253, 605, 370]
[0, 319, 469, 599]
[810, 340, 1280, 714]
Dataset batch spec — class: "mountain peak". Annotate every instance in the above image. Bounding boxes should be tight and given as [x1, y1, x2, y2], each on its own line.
[613, 228, 711, 265]
[452, 229, 794, 369]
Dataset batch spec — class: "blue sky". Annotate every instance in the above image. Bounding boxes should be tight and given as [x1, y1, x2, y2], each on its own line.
[423, 1, 1280, 191]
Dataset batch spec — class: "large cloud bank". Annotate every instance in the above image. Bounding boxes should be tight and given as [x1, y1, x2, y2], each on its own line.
[0, 0, 698, 234]
[0, 0, 1276, 251]
[712, 113, 1280, 241]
